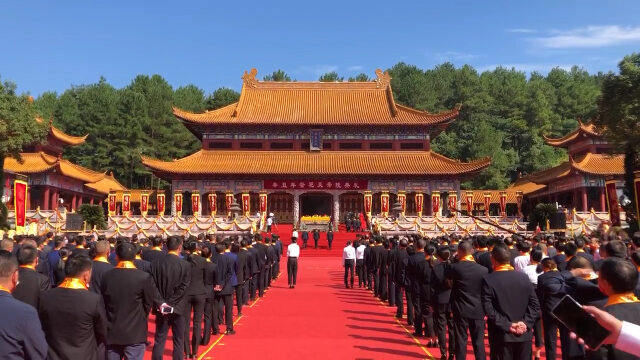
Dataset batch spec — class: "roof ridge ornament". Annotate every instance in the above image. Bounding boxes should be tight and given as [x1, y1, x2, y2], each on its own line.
[242, 68, 258, 88]
[375, 69, 392, 89]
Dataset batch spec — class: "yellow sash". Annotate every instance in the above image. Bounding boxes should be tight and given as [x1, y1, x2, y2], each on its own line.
[19, 264, 36, 270]
[116, 261, 136, 269]
[460, 254, 475, 262]
[605, 292, 640, 308]
[494, 264, 515, 272]
[94, 255, 109, 263]
[0, 284, 11, 293]
[58, 278, 88, 290]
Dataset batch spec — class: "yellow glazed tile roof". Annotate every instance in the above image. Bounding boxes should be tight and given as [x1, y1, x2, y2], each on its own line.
[570, 153, 624, 176]
[543, 119, 601, 148]
[36, 117, 88, 146]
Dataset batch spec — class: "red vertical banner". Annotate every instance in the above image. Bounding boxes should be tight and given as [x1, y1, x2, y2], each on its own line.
[122, 192, 131, 216]
[415, 193, 424, 217]
[174, 193, 183, 217]
[466, 191, 474, 215]
[605, 180, 620, 226]
[397, 191, 406, 215]
[191, 191, 200, 217]
[499, 191, 507, 217]
[13, 180, 27, 233]
[259, 192, 267, 213]
[516, 191, 523, 218]
[634, 171, 640, 223]
[157, 193, 166, 216]
[225, 192, 234, 216]
[242, 193, 250, 216]
[364, 190, 372, 217]
[381, 192, 389, 216]
[484, 192, 491, 217]
[140, 191, 149, 217]
[108, 192, 117, 216]
[208, 193, 217, 216]
[431, 191, 440, 216]
[448, 191, 458, 214]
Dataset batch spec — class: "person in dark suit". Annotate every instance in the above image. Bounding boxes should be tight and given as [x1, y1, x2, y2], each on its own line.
[39, 253, 108, 360]
[142, 237, 165, 263]
[265, 238, 276, 288]
[363, 239, 373, 290]
[254, 235, 268, 297]
[273, 235, 282, 279]
[216, 243, 236, 335]
[133, 243, 151, 273]
[240, 239, 254, 305]
[537, 258, 568, 360]
[90, 240, 114, 296]
[407, 239, 433, 339]
[574, 238, 594, 264]
[301, 230, 309, 249]
[201, 246, 219, 344]
[233, 242, 248, 316]
[394, 238, 412, 324]
[180, 241, 207, 359]
[13, 244, 50, 309]
[447, 240, 488, 360]
[378, 239, 390, 301]
[150, 236, 191, 360]
[0, 252, 48, 359]
[313, 229, 320, 249]
[101, 242, 155, 360]
[473, 236, 493, 273]
[433, 246, 455, 360]
[71, 236, 90, 257]
[482, 243, 540, 360]
[370, 238, 383, 296]
[248, 237, 261, 301]
[327, 228, 334, 250]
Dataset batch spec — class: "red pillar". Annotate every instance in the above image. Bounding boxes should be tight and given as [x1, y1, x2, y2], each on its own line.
[78, 196, 83, 207]
[581, 188, 588, 212]
[600, 188, 606, 212]
[43, 187, 50, 210]
[52, 190, 59, 210]
[72, 194, 77, 211]
[98, 200, 103, 206]
[572, 189, 577, 210]
[89, 197, 94, 205]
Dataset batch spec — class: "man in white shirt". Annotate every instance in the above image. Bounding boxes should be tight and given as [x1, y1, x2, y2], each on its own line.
[286, 237, 300, 289]
[356, 240, 366, 288]
[342, 241, 356, 288]
[513, 241, 532, 272]
[292, 229, 299, 240]
[266, 216, 273, 233]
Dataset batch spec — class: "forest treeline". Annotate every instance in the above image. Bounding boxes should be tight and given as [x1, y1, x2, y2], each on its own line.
[27, 63, 606, 190]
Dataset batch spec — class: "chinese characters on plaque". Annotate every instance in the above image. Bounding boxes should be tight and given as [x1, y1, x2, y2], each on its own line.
[264, 180, 368, 190]
[309, 129, 323, 151]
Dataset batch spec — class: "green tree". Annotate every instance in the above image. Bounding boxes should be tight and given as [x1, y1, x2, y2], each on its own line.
[173, 85, 206, 112]
[263, 70, 292, 81]
[318, 71, 343, 82]
[205, 87, 240, 110]
[77, 204, 107, 229]
[348, 73, 370, 82]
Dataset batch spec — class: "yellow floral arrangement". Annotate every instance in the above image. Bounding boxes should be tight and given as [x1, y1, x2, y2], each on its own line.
[300, 215, 331, 222]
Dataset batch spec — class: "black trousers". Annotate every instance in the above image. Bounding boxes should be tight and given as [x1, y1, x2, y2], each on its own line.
[395, 285, 404, 318]
[379, 271, 388, 301]
[152, 312, 185, 360]
[314, 238, 319, 248]
[287, 257, 298, 285]
[498, 341, 532, 360]
[373, 268, 380, 296]
[405, 289, 415, 326]
[344, 259, 355, 286]
[453, 316, 486, 360]
[242, 279, 250, 305]
[266, 265, 272, 287]
[215, 293, 234, 331]
[234, 284, 244, 315]
[258, 268, 266, 297]
[356, 260, 364, 287]
[387, 273, 395, 306]
[533, 316, 543, 348]
[434, 303, 455, 357]
[183, 294, 205, 356]
[202, 295, 218, 343]
[250, 273, 259, 300]
[543, 314, 559, 360]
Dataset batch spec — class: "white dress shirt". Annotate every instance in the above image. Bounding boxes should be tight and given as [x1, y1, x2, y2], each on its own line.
[343, 246, 356, 266]
[523, 264, 541, 285]
[514, 254, 530, 272]
[617, 321, 640, 357]
[356, 245, 366, 260]
[287, 243, 300, 258]
[292, 230, 299, 239]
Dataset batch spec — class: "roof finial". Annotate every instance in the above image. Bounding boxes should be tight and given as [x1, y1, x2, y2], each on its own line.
[242, 68, 258, 88]
[27, 96, 34, 103]
[49, 116, 53, 126]
[375, 69, 392, 89]
[577, 116, 583, 126]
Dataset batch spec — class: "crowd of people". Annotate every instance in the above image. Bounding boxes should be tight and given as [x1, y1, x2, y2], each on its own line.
[0, 232, 284, 360]
[342, 232, 640, 360]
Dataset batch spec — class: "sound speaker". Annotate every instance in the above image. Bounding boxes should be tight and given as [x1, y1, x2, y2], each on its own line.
[549, 211, 566, 230]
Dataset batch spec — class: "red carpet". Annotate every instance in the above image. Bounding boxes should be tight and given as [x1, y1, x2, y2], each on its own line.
[265, 224, 368, 257]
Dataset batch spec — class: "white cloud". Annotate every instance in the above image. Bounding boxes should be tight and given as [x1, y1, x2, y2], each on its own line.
[507, 28, 536, 34]
[347, 65, 363, 72]
[531, 25, 640, 48]
[434, 51, 479, 62]
[477, 63, 575, 73]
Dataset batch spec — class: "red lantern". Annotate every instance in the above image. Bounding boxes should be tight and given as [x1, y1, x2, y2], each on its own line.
[140, 192, 149, 216]
[432, 191, 440, 215]
[415, 193, 424, 216]
[174, 193, 183, 217]
[191, 192, 200, 216]
[157, 193, 166, 216]
[108, 192, 117, 216]
[381, 192, 390, 216]
[122, 192, 131, 216]
[242, 193, 250, 216]
[466, 191, 473, 214]
[208, 193, 217, 216]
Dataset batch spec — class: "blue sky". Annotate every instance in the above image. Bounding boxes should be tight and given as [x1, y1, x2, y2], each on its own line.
[1, 0, 639, 96]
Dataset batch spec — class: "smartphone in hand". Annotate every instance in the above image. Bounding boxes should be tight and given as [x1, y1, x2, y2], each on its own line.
[551, 295, 611, 350]
[160, 305, 174, 314]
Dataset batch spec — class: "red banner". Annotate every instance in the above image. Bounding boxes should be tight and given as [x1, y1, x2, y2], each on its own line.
[122, 192, 131, 215]
[635, 172, 640, 223]
[484, 192, 491, 217]
[499, 191, 507, 216]
[13, 180, 27, 231]
[242, 193, 250, 216]
[259, 192, 267, 213]
[397, 192, 406, 214]
[516, 191, 523, 217]
[174, 193, 183, 216]
[264, 179, 368, 191]
[448, 192, 458, 213]
[432, 191, 440, 215]
[208, 193, 217, 216]
[140, 192, 149, 216]
[192, 192, 200, 216]
[157, 194, 165, 216]
[364, 191, 372, 215]
[466, 191, 473, 214]
[226, 193, 234, 214]
[108, 192, 117, 216]
[605, 180, 620, 226]
[415, 193, 424, 216]
[381, 192, 389, 215]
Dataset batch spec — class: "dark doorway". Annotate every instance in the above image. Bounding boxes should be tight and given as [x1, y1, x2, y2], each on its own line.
[300, 192, 332, 217]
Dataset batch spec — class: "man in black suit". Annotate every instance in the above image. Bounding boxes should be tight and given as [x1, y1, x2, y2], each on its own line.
[133, 243, 151, 273]
[313, 229, 320, 249]
[0, 252, 48, 359]
[394, 238, 412, 324]
[248, 237, 261, 301]
[254, 235, 268, 297]
[387, 238, 397, 307]
[201, 246, 219, 344]
[13, 245, 50, 309]
[301, 230, 309, 249]
[473, 236, 493, 273]
[90, 240, 114, 296]
[447, 240, 488, 360]
[142, 237, 165, 263]
[150, 236, 191, 360]
[482, 243, 540, 360]
[101, 242, 155, 360]
[241, 239, 254, 305]
[363, 239, 373, 290]
[407, 238, 432, 338]
[39, 253, 108, 360]
[327, 228, 334, 250]
[182, 241, 208, 359]
[265, 238, 275, 288]
[233, 242, 249, 316]
[378, 239, 390, 301]
[273, 235, 282, 278]
[71, 236, 90, 257]
[574, 238, 594, 264]
[215, 243, 236, 335]
[433, 246, 454, 360]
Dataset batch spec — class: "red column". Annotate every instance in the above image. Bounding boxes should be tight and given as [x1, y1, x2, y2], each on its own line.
[572, 189, 577, 210]
[89, 197, 94, 205]
[600, 188, 606, 212]
[72, 194, 77, 211]
[52, 190, 59, 210]
[98, 200, 103, 206]
[43, 187, 50, 210]
[78, 196, 83, 207]
[581, 188, 588, 212]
